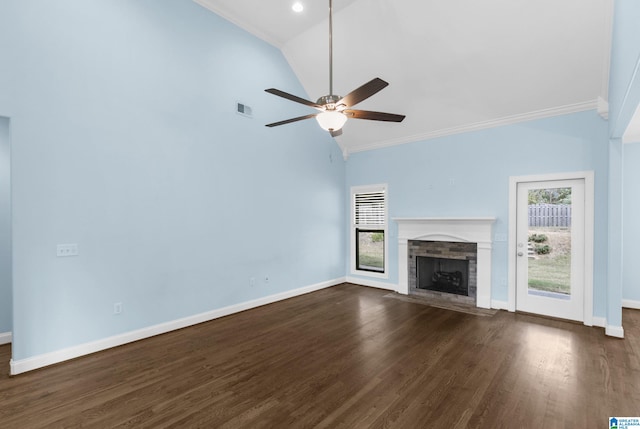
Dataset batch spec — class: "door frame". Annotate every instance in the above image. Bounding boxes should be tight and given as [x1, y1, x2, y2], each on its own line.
[508, 171, 594, 326]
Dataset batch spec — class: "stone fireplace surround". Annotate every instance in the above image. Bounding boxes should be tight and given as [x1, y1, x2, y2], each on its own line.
[409, 241, 477, 298]
[394, 218, 495, 309]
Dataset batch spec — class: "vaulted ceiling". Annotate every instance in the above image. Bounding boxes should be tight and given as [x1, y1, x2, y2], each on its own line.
[195, 0, 612, 155]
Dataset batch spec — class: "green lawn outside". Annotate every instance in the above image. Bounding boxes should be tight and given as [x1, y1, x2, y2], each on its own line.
[359, 254, 384, 270]
[358, 231, 384, 270]
[528, 254, 571, 294]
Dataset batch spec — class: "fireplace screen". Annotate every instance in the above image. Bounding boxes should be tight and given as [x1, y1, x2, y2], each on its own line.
[417, 256, 469, 296]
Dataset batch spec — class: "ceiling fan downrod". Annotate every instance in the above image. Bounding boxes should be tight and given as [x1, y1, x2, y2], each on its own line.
[329, 0, 334, 97]
[263, 0, 405, 134]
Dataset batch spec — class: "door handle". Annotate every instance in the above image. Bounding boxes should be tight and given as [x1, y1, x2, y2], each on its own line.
[517, 251, 524, 257]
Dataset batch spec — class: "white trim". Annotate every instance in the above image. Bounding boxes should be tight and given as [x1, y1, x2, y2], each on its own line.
[346, 276, 397, 292]
[491, 300, 509, 311]
[394, 217, 497, 223]
[9, 277, 344, 375]
[394, 217, 495, 309]
[598, 97, 609, 120]
[342, 146, 349, 161]
[350, 101, 598, 154]
[622, 102, 640, 144]
[592, 316, 606, 328]
[605, 324, 624, 338]
[193, 0, 281, 47]
[0, 332, 11, 345]
[350, 184, 389, 280]
[622, 299, 640, 310]
[508, 171, 595, 326]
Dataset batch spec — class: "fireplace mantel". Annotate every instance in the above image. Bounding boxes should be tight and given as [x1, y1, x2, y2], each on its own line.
[394, 217, 496, 309]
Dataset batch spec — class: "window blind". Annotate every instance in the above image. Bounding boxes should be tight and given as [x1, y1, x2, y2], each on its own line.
[354, 191, 385, 225]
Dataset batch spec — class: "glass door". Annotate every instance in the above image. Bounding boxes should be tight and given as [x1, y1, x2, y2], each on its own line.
[516, 179, 585, 322]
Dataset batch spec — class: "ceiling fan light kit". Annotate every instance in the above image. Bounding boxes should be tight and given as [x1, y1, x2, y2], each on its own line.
[316, 110, 348, 132]
[265, 0, 405, 136]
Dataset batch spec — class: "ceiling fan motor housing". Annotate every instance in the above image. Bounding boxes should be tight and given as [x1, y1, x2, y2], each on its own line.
[317, 94, 343, 110]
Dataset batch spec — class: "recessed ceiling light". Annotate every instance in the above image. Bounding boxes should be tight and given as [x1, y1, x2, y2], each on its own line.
[292, 2, 304, 13]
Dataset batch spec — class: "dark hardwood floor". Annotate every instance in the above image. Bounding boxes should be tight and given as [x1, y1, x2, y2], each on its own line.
[1, 283, 639, 428]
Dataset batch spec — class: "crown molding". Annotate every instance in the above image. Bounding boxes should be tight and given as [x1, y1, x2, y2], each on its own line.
[349, 100, 599, 154]
[598, 97, 609, 120]
[193, 0, 282, 48]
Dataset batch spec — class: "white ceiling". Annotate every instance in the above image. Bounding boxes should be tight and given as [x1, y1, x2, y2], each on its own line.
[195, 0, 612, 155]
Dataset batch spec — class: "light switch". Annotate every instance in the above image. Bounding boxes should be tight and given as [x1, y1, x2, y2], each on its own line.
[494, 233, 507, 242]
[57, 244, 78, 257]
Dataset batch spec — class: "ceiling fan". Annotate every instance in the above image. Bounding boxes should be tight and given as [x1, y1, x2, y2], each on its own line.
[265, 0, 405, 137]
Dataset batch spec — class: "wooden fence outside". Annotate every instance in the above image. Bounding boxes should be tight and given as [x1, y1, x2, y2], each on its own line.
[528, 204, 571, 227]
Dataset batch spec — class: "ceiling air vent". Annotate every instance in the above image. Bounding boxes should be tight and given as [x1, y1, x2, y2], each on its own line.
[236, 102, 252, 118]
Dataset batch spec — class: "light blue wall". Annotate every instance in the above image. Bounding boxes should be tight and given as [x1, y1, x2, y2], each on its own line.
[609, 0, 640, 316]
[0, 0, 345, 361]
[346, 111, 609, 316]
[608, 138, 623, 327]
[623, 143, 640, 303]
[0, 117, 10, 335]
[608, 0, 640, 138]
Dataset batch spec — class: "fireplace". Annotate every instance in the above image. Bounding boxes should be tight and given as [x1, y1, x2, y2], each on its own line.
[395, 218, 495, 308]
[409, 240, 477, 298]
[417, 256, 469, 296]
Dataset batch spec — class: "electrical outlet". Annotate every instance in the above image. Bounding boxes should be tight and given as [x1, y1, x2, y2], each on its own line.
[113, 302, 123, 315]
[56, 243, 78, 257]
[264, 276, 269, 284]
[250, 277, 256, 287]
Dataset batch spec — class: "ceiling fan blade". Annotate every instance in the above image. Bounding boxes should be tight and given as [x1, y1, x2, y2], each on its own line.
[265, 88, 323, 110]
[337, 78, 389, 108]
[265, 113, 319, 128]
[344, 109, 406, 122]
[330, 129, 343, 137]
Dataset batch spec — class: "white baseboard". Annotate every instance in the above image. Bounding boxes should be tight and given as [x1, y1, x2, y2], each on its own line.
[346, 276, 398, 292]
[0, 332, 11, 345]
[10, 277, 344, 376]
[622, 299, 640, 310]
[591, 316, 606, 328]
[588, 318, 624, 338]
[605, 324, 625, 338]
[491, 300, 509, 311]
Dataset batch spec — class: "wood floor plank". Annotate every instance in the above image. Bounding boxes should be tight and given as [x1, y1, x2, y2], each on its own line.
[1, 283, 639, 428]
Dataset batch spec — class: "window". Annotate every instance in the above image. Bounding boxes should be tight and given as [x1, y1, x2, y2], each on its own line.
[351, 185, 387, 276]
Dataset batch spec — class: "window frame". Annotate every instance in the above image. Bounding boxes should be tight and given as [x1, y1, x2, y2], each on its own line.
[350, 184, 389, 279]
[355, 228, 385, 273]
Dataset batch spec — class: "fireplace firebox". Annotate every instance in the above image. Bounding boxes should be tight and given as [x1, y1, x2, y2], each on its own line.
[408, 240, 477, 299]
[417, 256, 469, 296]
